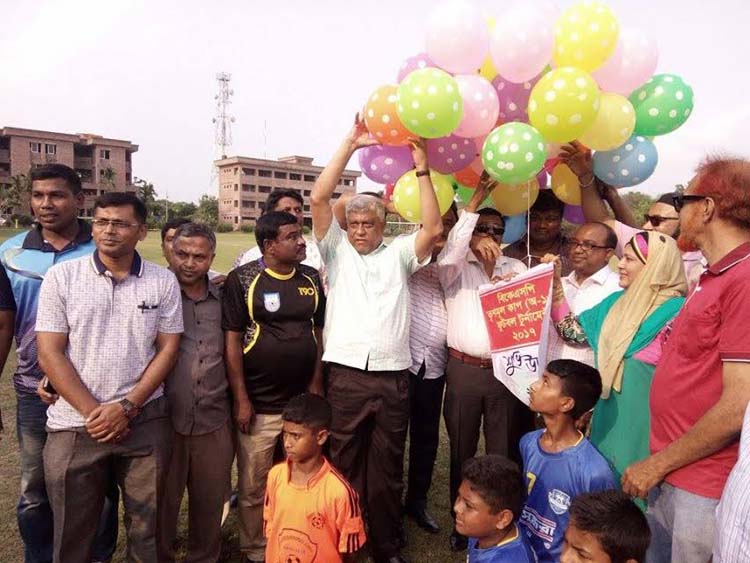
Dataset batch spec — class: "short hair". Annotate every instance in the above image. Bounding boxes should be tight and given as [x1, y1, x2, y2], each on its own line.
[656, 192, 678, 207]
[569, 490, 651, 563]
[172, 222, 216, 253]
[477, 207, 504, 221]
[282, 393, 333, 431]
[580, 221, 617, 249]
[693, 156, 750, 230]
[30, 164, 82, 195]
[94, 192, 147, 224]
[160, 217, 191, 242]
[264, 188, 304, 215]
[546, 359, 603, 419]
[345, 194, 386, 222]
[531, 189, 565, 216]
[254, 211, 299, 253]
[446, 201, 459, 220]
[461, 455, 524, 519]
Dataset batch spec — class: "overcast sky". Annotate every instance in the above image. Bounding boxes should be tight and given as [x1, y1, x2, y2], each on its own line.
[1, 0, 748, 202]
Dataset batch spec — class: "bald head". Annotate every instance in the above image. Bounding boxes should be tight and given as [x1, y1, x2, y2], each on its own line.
[568, 222, 617, 278]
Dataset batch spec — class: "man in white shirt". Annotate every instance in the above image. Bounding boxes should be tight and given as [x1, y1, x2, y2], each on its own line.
[311, 114, 443, 563]
[547, 222, 621, 366]
[438, 177, 531, 552]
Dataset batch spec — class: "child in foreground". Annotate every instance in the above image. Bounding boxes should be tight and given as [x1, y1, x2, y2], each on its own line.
[454, 455, 537, 562]
[263, 393, 366, 563]
[561, 490, 651, 563]
[520, 359, 617, 563]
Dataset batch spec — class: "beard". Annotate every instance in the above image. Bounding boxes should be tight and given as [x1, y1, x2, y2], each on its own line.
[676, 214, 700, 252]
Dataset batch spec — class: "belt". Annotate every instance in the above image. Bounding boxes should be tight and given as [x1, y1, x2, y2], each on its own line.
[448, 348, 493, 369]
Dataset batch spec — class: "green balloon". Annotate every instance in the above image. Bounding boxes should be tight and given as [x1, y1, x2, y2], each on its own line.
[454, 181, 492, 208]
[397, 68, 463, 139]
[629, 74, 694, 136]
[481, 123, 547, 185]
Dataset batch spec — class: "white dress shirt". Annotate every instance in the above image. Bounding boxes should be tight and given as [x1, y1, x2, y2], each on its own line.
[546, 265, 622, 366]
[317, 220, 428, 371]
[439, 211, 527, 359]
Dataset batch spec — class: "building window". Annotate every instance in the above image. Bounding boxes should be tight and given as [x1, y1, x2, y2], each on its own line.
[234, 184, 238, 191]
[290, 173, 301, 181]
[234, 167, 239, 175]
[234, 200, 238, 207]
[304, 205, 310, 212]
[100, 149, 111, 160]
[29, 142, 42, 153]
[249, 201, 256, 208]
[258, 169, 272, 178]
[303, 190, 311, 197]
[259, 185, 271, 193]
[304, 175, 316, 182]
[45, 144, 57, 155]
[242, 184, 254, 192]
[242, 167, 256, 175]
[274, 171, 287, 179]
[242, 200, 251, 208]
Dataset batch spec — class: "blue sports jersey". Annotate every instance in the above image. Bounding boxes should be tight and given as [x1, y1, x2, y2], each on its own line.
[519, 429, 617, 563]
[467, 527, 538, 562]
[0, 222, 94, 393]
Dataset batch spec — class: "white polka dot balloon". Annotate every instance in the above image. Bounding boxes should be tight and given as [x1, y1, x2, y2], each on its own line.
[481, 122, 547, 185]
[592, 134, 658, 188]
[397, 68, 464, 139]
[454, 74, 500, 138]
[426, 134, 477, 174]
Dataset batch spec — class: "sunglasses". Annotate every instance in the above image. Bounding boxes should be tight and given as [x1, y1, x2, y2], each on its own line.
[672, 194, 708, 212]
[643, 214, 679, 227]
[474, 224, 505, 237]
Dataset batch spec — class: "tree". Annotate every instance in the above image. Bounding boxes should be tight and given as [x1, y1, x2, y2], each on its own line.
[1, 173, 31, 217]
[170, 201, 197, 219]
[621, 191, 654, 222]
[102, 166, 117, 189]
[193, 195, 219, 228]
[134, 177, 157, 204]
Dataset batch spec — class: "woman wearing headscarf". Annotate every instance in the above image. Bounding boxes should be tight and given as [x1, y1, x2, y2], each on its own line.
[545, 231, 687, 487]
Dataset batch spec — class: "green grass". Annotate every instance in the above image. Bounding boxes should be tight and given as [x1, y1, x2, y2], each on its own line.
[0, 227, 466, 563]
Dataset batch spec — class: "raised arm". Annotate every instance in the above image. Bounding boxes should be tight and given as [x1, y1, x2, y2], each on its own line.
[411, 139, 443, 261]
[600, 182, 639, 228]
[560, 142, 614, 226]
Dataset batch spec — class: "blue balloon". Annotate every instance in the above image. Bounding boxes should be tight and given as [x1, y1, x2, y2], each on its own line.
[592, 135, 658, 188]
[502, 213, 527, 245]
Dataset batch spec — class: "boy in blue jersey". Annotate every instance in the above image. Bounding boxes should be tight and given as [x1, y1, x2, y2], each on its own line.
[454, 455, 537, 562]
[520, 359, 617, 563]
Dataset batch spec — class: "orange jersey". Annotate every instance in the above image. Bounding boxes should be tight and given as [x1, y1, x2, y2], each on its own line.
[264, 457, 366, 563]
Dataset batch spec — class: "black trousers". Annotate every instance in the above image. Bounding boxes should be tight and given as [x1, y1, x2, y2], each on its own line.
[405, 364, 445, 508]
[327, 363, 410, 559]
[443, 356, 534, 517]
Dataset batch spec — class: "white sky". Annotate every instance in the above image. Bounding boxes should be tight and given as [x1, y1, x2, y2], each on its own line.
[1, 0, 748, 202]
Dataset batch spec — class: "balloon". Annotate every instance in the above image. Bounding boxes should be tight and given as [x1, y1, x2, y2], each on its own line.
[629, 74, 694, 136]
[537, 169, 549, 189]
[454, 158, 483, 188]
[528, 67, 601, 143]
[358, 145, 414, 184]
[384, 183, 395, 201]
[492, 70, 544, 123]
[502, 213, 527, 245]
[393, 169, 455, 222]
[553, 0, 619, 72]
[426, 134, 476, 174]
[593, 134, 658, 187]
[481, 123, 547, 185]
[551, 163, 581, 205]
[490, 178, 540, 216]
[479, 56, 498, 81]
[454, 75, 500, 138]
[425, 1, 489, 74]
[397, 68, 463, 139]
[578, 92, 636, 150]
[564, 204, 585, 224]
[397, 53, 437, 83]
[489, 4, 555, 83]
[454, 181, 492, 207]
[364, 85, 413, 146]
[592, 28, 659, 95]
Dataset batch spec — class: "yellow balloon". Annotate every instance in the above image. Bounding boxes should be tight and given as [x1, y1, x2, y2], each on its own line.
[551, 163, 581, 205]
[578, 92, 635, 150]
[528, 67, 601, 143]
[479, 17, 498, 79]
[553, 0, 619, 72]
[489, 178, 540, 216]
[392, 169, 455, 223]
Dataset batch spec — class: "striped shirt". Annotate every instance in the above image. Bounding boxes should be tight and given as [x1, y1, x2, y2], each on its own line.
[714, 402, 750, 563]
[408, 265, 447, 380]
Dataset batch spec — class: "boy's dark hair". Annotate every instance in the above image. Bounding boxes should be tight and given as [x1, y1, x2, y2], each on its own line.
[531, 189, 565, 216]
[254, 211, 299, 253]
[94, 192, 147, 224]
[160, 217, 191, 242]
[546, 359, 602, 419]
[282, 393, 333, 431]
[446, 201, 459, 220]
[30, 164, 82, 195]
[264, 188, 304, 215]
[461, 455, 524, 519]
[569, 490, 651, 563]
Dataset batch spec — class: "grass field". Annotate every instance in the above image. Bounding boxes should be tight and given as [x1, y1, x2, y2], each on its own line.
[0, 227, 467, 562]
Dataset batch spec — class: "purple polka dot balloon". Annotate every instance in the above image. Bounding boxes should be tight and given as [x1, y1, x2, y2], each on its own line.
[397, 53, 436, 83]
[492, 71, 544, 123]
[426, 135, 476, 174]
[358, 145, 414, 184]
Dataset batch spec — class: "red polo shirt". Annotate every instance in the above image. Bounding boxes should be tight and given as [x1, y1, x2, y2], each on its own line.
[650, 242, 750, 499]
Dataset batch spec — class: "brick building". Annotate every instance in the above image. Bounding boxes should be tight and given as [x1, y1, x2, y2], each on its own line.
[215, 155, 359, 229]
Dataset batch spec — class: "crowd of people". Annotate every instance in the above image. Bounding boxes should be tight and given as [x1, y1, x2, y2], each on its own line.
[1, 115, 749, 563]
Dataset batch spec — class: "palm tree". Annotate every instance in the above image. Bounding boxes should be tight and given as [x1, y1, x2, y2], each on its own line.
[102, 166, 117, 189]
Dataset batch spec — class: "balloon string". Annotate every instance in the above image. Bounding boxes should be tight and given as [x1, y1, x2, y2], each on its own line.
[526, 182, 532, 269]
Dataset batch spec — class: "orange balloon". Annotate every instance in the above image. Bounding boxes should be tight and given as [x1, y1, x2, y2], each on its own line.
[364, 84, 412, 146]
[455, 165, 482, 188]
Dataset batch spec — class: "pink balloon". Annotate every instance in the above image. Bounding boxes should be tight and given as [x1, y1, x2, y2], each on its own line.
[358, 145, 414, 184]
[593, 29, 659, 95]
[489, 5, 554, 83]
[426, 135, 476, 174]
[492, 71, 544, 122]
[454, 75, 500, 138]
[397, 53, 436, 83]
[537, 169, 549, 189]
[425, 1, 489, 74]
[564, 204, 586, 224]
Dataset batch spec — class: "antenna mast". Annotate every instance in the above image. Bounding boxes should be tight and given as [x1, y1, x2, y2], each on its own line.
[213, 72, 235, 159]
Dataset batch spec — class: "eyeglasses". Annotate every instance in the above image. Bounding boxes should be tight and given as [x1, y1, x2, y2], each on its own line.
[643, 215, 679, 227]
[474, 224, 505, 237]
[92, 219, 141, 230]
[568, 239, 612, 252]
[672, 194, 708, 212]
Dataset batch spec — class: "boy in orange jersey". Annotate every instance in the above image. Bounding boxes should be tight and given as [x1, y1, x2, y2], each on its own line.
[264, 393, 366, 563]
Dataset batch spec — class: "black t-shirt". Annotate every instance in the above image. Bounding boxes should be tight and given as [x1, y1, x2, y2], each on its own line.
[0, 265, 16, 311]
[222, 259, 325, 414]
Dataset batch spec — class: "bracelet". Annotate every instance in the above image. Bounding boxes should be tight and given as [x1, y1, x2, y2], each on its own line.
[415, 169, 430, 177]
[580, 174, 595, 188]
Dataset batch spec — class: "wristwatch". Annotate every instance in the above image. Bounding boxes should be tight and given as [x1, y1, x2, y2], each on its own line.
[119, 398, 140, 420]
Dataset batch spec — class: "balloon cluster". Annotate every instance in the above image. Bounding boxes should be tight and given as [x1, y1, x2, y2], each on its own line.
[358, 0, 694, 225]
